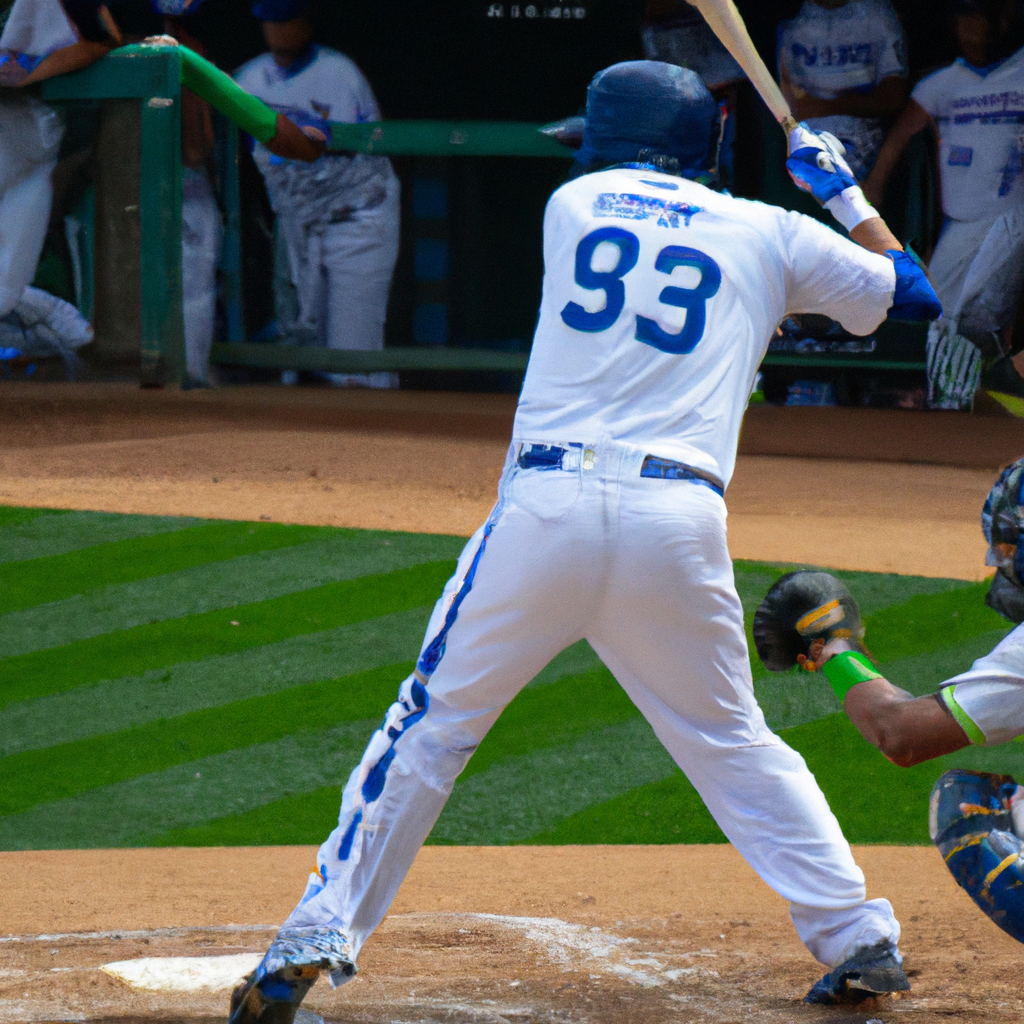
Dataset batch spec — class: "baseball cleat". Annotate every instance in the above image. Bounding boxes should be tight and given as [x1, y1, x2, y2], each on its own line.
[227, 926, 355, 1024]
[804, 940, 911, 1005]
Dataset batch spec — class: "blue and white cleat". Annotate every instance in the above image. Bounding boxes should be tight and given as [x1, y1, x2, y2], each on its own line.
[804, 940, 910, 1005]
[228, 927, 355, 1024]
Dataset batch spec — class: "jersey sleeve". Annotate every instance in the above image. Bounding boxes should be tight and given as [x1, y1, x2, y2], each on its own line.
[938, 624, 1024, 746]
[873, 1, 908, 81]
[0, 0, 78, 85]
[910, 67, 948, 119]
[349, 62, 381, 123]
[779, 210, 896, 335]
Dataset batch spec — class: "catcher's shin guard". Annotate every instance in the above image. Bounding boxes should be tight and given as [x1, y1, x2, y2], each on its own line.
[227, 927, 355, 1024]
[931, 769, 1024, 944]
[804, 940, 910, 1004]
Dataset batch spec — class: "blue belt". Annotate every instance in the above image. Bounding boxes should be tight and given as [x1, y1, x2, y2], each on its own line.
[516, 444, 724, 496]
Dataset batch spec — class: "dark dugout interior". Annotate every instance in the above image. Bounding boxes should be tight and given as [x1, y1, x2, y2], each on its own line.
[104, 0, 963, 384]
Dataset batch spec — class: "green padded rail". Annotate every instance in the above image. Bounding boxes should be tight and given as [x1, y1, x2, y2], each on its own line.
[210, 342, 529, 373]
[330, 120, 570, 158]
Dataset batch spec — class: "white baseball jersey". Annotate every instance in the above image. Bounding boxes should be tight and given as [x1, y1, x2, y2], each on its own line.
[0, 0, 78, 85]
[234, 45, 394, 221]
[939, 622, 1024, 746]
[778, 0, 907, 175]
[912, 47, 1024, 223]
[513, 165, 896, 487]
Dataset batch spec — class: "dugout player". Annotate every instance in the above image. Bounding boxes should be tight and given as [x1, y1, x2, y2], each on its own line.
[865, 0, 1024, 409]
[227, 62, 942, 1023]
[777, 0, 910, 180]
[234, 0, 400, 389]
[0, 0, 121, 351]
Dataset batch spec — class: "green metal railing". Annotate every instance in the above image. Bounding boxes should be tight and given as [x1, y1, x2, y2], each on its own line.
[42, 46, 184, 385]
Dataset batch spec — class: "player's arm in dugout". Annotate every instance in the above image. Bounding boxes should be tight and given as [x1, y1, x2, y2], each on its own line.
[142, 36, 325, 163]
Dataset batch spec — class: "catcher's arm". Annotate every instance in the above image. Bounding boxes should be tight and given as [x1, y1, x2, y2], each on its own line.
[805, 638, 971, 767]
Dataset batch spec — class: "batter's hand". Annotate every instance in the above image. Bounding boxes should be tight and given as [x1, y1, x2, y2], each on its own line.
[786, 123, 857, 204]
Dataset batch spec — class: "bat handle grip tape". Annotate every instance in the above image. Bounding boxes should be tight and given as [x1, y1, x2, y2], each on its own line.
[780, 115, 799, 134]
[821, 651, 882, 702]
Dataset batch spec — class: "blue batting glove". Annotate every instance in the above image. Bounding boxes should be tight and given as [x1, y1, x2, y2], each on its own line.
[786, 122, 858, 204]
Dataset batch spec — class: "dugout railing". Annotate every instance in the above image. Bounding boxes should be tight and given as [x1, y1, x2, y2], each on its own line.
[42, 45, 926, 388]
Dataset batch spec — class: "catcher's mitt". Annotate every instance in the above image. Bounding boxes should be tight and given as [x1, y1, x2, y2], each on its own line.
[752, 570, 867, 671]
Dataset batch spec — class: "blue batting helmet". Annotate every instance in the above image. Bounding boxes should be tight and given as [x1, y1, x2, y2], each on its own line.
[574, 61, 721, 180]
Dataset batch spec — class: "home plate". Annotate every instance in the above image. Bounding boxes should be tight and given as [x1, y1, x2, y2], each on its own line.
[101, 953, 261, 992]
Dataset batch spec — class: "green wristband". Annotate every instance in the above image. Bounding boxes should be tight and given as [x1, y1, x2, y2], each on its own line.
[821, 651, 882, 702]
[178, 45, 279, 144]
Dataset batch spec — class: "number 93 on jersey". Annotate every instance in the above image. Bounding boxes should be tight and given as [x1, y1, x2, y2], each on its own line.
[560, 225, 722, 356]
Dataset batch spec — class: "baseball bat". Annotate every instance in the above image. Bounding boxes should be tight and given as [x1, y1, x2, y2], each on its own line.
[687, 0, 798, 135]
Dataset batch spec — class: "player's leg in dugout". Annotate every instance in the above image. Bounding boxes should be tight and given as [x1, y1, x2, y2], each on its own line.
[319, 176, 400, 388]
[0, 97, 62, 315]
[181, 168, 223, 384]
[277, 454, 600, 963]
[585, 475, 900, 969]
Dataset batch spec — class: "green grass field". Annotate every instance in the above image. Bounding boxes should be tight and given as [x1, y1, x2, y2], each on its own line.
[0, 505, 1016, 850]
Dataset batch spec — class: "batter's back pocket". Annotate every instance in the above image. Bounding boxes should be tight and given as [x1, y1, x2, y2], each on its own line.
[509, 464, 582, 523]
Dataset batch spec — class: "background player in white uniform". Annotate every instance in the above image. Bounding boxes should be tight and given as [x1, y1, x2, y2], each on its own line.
[777, 0, 909, 180]
[150, 0, 224, 388]
[235, 0, 399, 388]
[865, 0, 1024, 409]
[0, 0, 117, 358]
[228, 61, 942, 1024]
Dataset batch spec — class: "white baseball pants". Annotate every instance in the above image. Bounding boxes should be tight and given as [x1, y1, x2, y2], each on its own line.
[277, 176, 400, 388]
[181, 167, 223, 384]
[285, 439, 899, 970]
[0, 96, 63, 316]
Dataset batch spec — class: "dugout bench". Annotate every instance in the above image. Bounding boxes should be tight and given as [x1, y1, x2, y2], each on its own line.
[42, 45, 927, 391]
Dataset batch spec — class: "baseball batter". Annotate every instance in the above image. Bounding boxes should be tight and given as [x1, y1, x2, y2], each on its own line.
[229, 61, 942, 1024]
[234, 0, 400, 389]
[865, 0, 1024, 409]
[758, 455, 1024, 947]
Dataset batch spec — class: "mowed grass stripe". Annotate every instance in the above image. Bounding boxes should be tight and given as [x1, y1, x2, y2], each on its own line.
[429, 717, 677, 844]
[0, 558, 455, 710]
[0, 607, 433, 758]
[0, 661, 413, 818]
[0, 663, 633, 819]
[524, 773, 725, 845]
[152, 717, 675, 849]
[0, 720, 378, 851]
[0, 531, 462, 660]
[0, 509, 201, 565]
[151, 785, 346, 847]
[0, 506, 61, 530]
[0, 520, 332, 615]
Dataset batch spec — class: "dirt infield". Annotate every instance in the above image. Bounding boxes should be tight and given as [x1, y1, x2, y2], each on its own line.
[1, 383, 1021, 1022]
[3, 845, 1023, 1024]
[0, 383, 1007, 577]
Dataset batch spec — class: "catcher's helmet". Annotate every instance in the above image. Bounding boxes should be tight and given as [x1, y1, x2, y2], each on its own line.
[573, 61, 721, 182]
[983, 457, 1024, 621]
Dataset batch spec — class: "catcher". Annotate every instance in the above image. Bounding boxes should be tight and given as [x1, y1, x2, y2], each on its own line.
[755, 456, 1024, 945]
